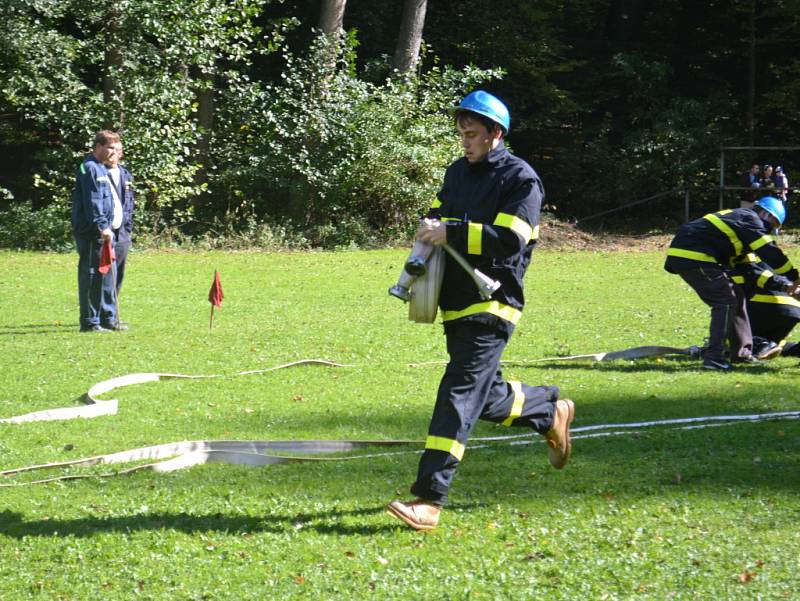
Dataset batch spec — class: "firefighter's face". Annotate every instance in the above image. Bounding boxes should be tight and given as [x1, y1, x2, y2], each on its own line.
[457, 117, 500, 163]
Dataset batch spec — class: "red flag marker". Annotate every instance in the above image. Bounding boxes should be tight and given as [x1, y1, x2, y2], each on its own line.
[208, 270, 224, 329]
[98, 238, 115, 275]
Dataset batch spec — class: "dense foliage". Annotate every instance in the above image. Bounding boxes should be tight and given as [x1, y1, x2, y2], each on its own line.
[1, 0, 799, 248]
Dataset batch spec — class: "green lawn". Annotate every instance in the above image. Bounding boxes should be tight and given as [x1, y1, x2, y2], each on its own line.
[1, 247, 799, 600]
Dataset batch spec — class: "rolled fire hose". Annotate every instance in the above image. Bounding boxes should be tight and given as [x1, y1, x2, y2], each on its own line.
[407, 246, 445, 323]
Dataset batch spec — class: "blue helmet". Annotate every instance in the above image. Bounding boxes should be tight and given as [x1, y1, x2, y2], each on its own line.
[457, 90, 510, 133]
[754, 196, 786, 225]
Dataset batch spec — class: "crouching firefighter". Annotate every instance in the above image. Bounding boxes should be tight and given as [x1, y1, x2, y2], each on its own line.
[387, 90, 575, 531]
[730, 252, 800, 360]
[664, 196, 799, 370]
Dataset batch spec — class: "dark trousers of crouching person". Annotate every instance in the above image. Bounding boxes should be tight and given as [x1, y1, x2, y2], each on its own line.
[678, 266, 753, 362]
[410, 321, 559, 506]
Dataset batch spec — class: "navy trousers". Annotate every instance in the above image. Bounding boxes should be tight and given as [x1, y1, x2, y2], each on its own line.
[678, 266, 752, 361]
[410, 321, 559, 506]
[114, 237, 130, 295]
[76, 236, 117, 328]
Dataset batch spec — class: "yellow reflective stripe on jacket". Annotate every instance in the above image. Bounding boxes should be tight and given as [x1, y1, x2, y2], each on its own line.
[502, 381, 525, 426]
[494, 212, 535, 242]
[756, 270, 774, 288]
[731, 275, 745, 284]
[531, 224, 540, 240]
[750, 235, 773, 251]
[425, 435, 465, 460]
[750, 294, 800, 308]
[430, 198, 442, 209]
[441, 301, 523, 325]
[703, 212, 743, 256]
[467, 222, 483, 255]
[774, 260, 794, 275]
[666, 248, 717, 263]
[80, 163, 86, 175]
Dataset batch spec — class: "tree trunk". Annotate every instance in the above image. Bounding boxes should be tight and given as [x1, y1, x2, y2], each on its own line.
[746, 0, 756, 147]
[392, 0, 428, 74]
[318, 0, 347, 34]
[102, 4, 124, 128]
[193, 68, 216, 203]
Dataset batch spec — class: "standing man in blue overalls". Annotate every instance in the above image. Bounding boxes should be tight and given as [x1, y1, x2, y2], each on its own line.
[104, 137, 135, 329]
[71, 130, 124, 332]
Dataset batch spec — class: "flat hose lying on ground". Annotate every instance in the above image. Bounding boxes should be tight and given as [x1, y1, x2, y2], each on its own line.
[3, 353, 798, 486]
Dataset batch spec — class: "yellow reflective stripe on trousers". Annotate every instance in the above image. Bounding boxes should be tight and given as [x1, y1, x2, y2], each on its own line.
[749, 235, 774, 251]
[666, 248, 717, 263]
[441, 301, 523, 325]
[502, 381, 525, 426]
[467, 222, 483, 255]
[774, 260, 794, 275]
[425, 435, 465, 460]
[756, 270, 774, 288]
[750, 294, 800, 308]
[703, 212, 744, 256]
[494, 212, 535, 242]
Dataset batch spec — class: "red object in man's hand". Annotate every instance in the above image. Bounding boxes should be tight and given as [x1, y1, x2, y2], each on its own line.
[98, 238, 115, 275]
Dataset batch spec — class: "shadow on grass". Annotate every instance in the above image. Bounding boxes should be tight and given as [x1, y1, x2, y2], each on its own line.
[0, 324, 78, 336]
[0, 501, 485, 539]
[522, 358, 787, 374]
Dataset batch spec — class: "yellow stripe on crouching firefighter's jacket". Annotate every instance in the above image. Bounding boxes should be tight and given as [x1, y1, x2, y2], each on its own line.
[494, 212, 538, 242]
[756, 270, 775, 289]
[430, 198, 442, 210]
[467, 222, 483, 255]
[704, 212, 744, 256]
[750, 294, 800, 308]
[425, 435, 465, 460]
[750, 235, 774, 251]
[774, 259, 795, 275]
[441, 301, 523, 325]
[502, 381, 525, 427]
[667, 248, 717, 263]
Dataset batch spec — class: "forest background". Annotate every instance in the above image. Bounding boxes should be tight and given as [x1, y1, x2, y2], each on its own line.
[0, 0, 798, 251]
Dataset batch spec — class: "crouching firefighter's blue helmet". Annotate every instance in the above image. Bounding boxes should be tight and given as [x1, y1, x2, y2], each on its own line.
[754, 196, 786, 226]
[457, 90, 510, 133]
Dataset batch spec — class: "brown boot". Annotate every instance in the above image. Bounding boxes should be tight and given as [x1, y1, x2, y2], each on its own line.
[386, 498, 441, 531]
[544, 398, 575, 469]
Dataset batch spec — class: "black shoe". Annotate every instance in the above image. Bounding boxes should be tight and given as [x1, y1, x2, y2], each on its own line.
[80, 324, 111, 333]
[754, 341, 782, 360]
[703, 358, 732, 371]
[102, 322, 129, 331]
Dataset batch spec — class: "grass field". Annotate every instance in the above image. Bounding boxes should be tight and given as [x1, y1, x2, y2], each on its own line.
[1, 247, 799, 600]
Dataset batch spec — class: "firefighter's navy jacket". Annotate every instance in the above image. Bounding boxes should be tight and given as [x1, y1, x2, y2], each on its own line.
[71, 154, 114, 239]
[731, 255, 800, 319]
[428, 141, 543, 332]
[664, 207, 798, 282]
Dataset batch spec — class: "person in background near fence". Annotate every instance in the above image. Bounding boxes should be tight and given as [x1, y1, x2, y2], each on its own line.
[740, 163, 760, 208]
[759, 164, 775, 199]
[773, 166, 789, 202]
[386, 90, 574, 532]
[729, 253, 800, 360]
[71, 130, 124, 332]
[664, 196, 799, 370]
[104, 138, 135, 329]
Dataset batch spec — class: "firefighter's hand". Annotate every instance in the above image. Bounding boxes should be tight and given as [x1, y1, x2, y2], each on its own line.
[101, 228, 113, 242]
[416, 220, 446, 245]
[788, 281, 800, 298]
